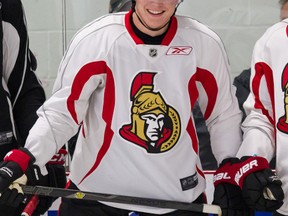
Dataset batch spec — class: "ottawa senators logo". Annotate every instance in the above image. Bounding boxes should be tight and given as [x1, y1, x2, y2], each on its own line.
[277, 63, 288, 133]
[119, 72, 181, 153]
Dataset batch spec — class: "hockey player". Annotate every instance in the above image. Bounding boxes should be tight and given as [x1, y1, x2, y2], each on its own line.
[67, 0, 133, 158]
[280, 0, 288, 20]
[233, 10, 288, 216]
[0, 0, 281, 215]
[0, 0, 67, 215]
[212, 1, 288, 215]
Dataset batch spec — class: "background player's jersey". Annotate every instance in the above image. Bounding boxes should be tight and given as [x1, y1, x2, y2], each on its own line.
[0, 0, 45, 159]
[237, 19, 288, 214]
[26, 11, 242, 213]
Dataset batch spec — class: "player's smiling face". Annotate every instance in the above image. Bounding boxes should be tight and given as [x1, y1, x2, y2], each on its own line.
[133, 0, 179, 36]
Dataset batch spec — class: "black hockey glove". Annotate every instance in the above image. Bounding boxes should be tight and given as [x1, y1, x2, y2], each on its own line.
[32, 148, 68, 216]
[0, 147, 37, 207]
[239, 156, 284, 212]
[213, 158, 252, 216]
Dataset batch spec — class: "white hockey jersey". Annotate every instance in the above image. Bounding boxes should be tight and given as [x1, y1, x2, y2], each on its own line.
[237, 19, 288, 214]
[26, 11, 242, 214]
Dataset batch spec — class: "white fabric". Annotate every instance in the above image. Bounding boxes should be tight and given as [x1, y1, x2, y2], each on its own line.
[25, 12, 242, 214]
[237, 19, 288, 214]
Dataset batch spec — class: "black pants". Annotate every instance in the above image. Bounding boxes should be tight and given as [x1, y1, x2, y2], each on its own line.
[0, 202, 33, 216]
[0, 199, 42, 216]
[0, 204, 22, 216]
[58, 182, 208, 216]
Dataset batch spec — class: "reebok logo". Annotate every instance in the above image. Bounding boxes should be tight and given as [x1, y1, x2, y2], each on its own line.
[166, 46, 192, 55]
[235, 159, 258, 184]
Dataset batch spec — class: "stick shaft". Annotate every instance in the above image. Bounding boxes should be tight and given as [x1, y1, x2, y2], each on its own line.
[21, 185, 221, 215]
[21, 195, 39, 216]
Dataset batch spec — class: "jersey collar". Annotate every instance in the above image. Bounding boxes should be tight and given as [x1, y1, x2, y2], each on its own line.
[125, 10, 177, 46]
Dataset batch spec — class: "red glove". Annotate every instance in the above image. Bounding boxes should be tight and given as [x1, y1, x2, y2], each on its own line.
[214, 156, 284, 213]
[213, 158, 253, 216]
[48, 148, 67, 165]
[213, 158, 238, 187]
[0, 148, 35, 207]
[238, 156, 284, 211]
[233, 156, 269, 188]
[29, 148, 68, 216]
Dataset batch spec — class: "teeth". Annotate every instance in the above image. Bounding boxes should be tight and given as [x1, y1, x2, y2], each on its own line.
[148, 10, 163, 14]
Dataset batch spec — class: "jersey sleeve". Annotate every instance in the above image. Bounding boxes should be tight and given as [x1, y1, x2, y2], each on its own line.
[0, 0, 45, 157]
[236, 26, 279, 161]
[25, 24, 108, 167]
[195, 29, 243, 164]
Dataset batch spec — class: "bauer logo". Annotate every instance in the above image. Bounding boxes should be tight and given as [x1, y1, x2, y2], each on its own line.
[234, 159, 258, 184]
[213, 172, 231, 182]
[166, 46, 192, 55]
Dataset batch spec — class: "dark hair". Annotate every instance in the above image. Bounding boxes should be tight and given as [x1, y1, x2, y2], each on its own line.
[279, 0, 288, 9]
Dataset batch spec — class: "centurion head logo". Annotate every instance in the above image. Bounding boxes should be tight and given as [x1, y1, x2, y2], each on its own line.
[119, 72, 181, 153]
[277, 63, 288, 133]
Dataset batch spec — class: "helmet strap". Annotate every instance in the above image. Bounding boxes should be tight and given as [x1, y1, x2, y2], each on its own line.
[134, 11, 171, 32]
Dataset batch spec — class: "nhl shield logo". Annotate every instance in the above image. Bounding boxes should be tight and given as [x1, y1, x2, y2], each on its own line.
[149, 48, 157, 57]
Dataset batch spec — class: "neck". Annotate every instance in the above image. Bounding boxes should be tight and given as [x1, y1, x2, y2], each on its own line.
[132, 12, 170, 37]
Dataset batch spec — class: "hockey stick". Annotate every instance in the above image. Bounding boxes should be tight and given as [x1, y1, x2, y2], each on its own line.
[21, 185, 222, 215]
[21, 195, 39, 216]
